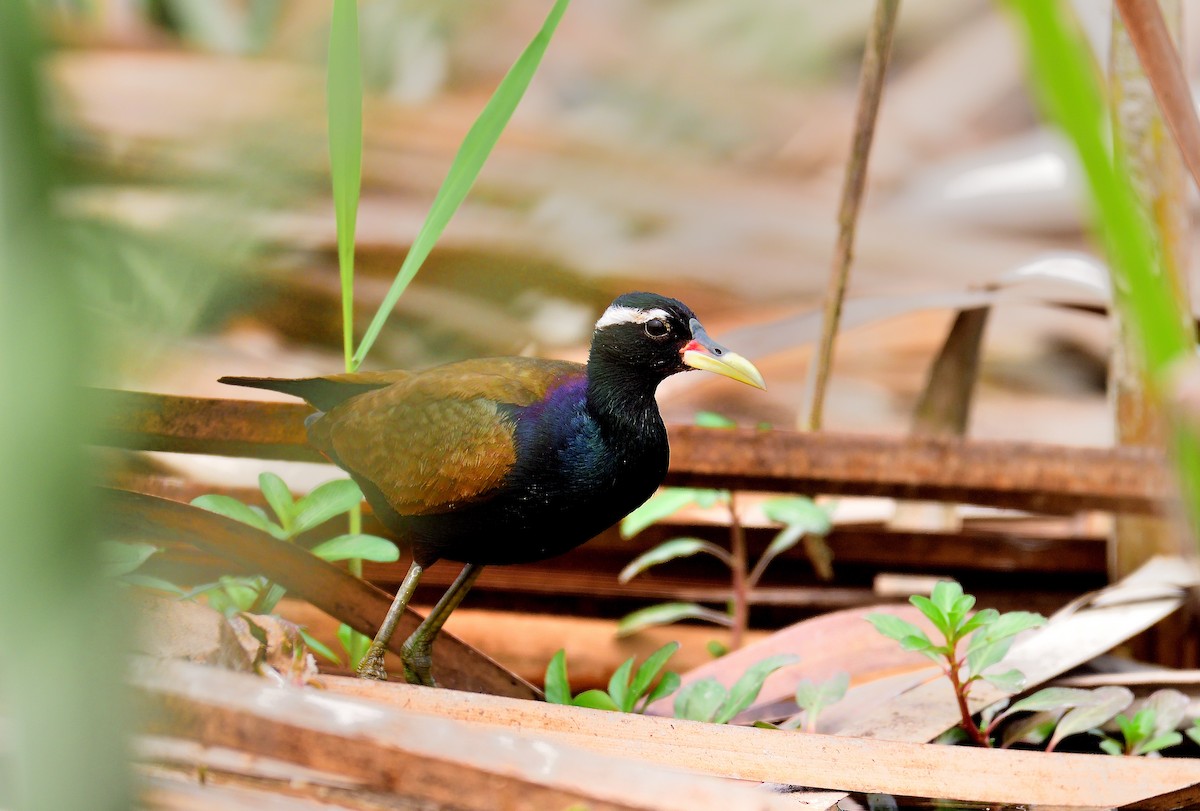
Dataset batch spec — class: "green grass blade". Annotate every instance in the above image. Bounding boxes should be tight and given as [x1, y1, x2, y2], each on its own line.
[351, 0, 571, 368]
[328, 0, 363, 370]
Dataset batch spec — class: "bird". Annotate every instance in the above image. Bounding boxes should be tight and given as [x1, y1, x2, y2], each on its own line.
[221, 292, 765, 685]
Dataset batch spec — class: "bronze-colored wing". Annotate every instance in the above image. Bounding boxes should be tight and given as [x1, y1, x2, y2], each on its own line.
[308, 358, 583, 516]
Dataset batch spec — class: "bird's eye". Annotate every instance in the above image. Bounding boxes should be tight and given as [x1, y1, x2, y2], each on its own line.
[644, 318, 670, 338]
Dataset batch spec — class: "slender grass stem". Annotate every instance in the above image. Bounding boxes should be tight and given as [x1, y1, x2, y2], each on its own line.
[802, 0, 900, 431]
[728, 492, 748, 651]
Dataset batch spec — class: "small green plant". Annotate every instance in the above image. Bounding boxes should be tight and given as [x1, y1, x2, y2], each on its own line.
[191, 472, 398, 664]
[866, 581, 1045, 746]
[544, 642, 681, 713]
[619, 420, 833, 650]
[673, 654, 799, 724]
[1095, 689, 1187, 757]
[789, 671, 850, 732]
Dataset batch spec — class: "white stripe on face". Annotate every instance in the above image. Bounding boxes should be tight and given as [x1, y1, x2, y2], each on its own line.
[595, 306, 672, 330]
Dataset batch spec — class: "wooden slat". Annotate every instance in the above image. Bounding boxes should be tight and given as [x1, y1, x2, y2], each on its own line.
[317, 673, 1200, 809]
[96, 389, 1172, 515]
[98, 488, 537, 700]
[134, 659, 826, 811]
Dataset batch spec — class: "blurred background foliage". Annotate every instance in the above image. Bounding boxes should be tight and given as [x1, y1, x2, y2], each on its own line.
[32, 0, 1171, 455]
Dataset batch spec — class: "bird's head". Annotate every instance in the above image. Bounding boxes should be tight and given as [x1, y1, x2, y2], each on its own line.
[590, 292, 766, 390]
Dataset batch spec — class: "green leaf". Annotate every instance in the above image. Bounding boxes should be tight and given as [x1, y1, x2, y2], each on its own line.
[309, 533, 399, 563]
[930, 580, 964, 615]
[216, 576, 261, 613]
[351, 0, 572, 367]
[293, 479, 364, 534]
[337, 623, 370, 669]
[1048, 686, 1133, 751]
[865, 613, 932, 648]
[618, 537, 732, 582]
[643, 671, 681, 707]
[620, 489, 705, 539]
[543, 649, 572, 705]
[956, 608, 999, 637]
[1188, 720, 1200, 747]
[628, 642, 681, 709]
[694, 411, 736, 428]
[616, 602, 732, 637]
[946, 594, 977, 635]
[984, 610, 1046, 640]
[673, 679, 727, 723]
[1138, 731, 1183, 756]
[571, 689, 620, 712]
[706, 640, 728, 658]
[300, 628, 341, 665]
[97, 541, 159, 579]
[1142, 689, 1190, 740]
[258, 472, 295, 532]
[718, 654, 801, 724]
[256, 581, 287, 614]
[794, 671, 850, 721]
[607, 656, 636, 713]
[1003, 686, 1098, 717]
[328, 0, 363, 368]
[1099, 738, 1124, 756]
[762, 496, 832, 535]
[965, 611, 1045, 676]
[908, 595, 950, 640]
[980, 668, 1026, 693]
[965, 633, 1016, 677]
[191, 494, 283, 538]
[1000, 711, 1059, 748]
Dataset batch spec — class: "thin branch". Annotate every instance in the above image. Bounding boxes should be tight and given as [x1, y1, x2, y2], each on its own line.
[803, 0, 901, 430]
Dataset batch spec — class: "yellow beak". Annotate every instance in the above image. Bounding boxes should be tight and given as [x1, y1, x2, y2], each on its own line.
[680, 320, 766, 390]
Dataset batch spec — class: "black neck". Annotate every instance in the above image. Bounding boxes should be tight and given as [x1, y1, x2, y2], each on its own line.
[585, 356, 665, 440]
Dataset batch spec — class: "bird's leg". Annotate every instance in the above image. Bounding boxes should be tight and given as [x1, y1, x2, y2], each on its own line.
[401, 563, 484, 687]
[356, 560, 425, 681]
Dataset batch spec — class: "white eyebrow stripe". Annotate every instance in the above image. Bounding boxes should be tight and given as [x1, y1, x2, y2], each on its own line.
[595, 306, 672, 330]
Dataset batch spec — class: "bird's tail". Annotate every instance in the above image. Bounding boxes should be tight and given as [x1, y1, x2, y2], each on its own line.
[219, 375, 393, 411]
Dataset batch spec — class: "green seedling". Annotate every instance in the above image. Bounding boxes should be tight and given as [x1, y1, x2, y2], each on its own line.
[192, 472, 398, 664]
[673, 654, 800, 724]
[1095, 689, 1187, 757]
[545, 642, 681, 713]
[785, 671, 850, 733]
[866, 580, 1045, 746]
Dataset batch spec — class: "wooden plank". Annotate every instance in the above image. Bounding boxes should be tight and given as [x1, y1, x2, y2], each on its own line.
[317, 673, 1200, 808]
[134, 659, 827, 811]
[98, 487, 537, 700]
[96, 389, 1172, 515]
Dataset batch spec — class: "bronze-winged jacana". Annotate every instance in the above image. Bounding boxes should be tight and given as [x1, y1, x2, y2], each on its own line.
[222, 292, 765, 684]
